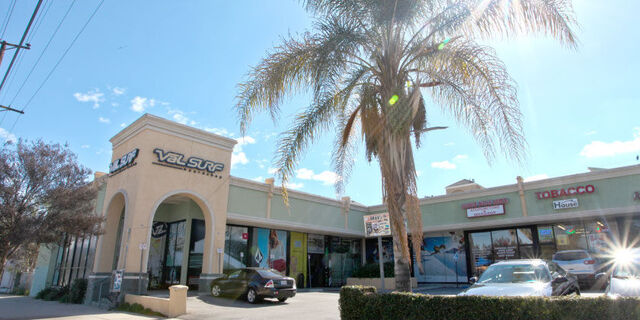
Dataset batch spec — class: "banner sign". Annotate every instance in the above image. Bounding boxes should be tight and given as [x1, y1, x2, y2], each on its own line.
[461, 198, 508, 209]
[153, 148, 224, 174]
[307, 234, 325, 254]
[553, 198, 579, 210]
[111, 269, 124, 292]
[364, 213, 391, 237]
[466, 205, 505, 218]
[151, 222, 168, 238]
[109, 148, 139, 174]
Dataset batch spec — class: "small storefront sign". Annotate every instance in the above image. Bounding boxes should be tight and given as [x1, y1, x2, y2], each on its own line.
[111, 269, 124, 292]
[461, 198, 508, 209]
[535, 185, 595, 200]
[109, 148, 139, 174]
[363, 213, 391, 237]
[553, 198, 579, 210]
[466, 205, 505, 218]
[307, 234, 325, 254]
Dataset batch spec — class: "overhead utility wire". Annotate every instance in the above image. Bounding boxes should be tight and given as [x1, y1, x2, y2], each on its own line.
[26, 0, 52, 43]
[9, 0, 106, 134]
[9, 0, 76, 107]
[0, 0, 17, 39]
[0, 0, 44, 94]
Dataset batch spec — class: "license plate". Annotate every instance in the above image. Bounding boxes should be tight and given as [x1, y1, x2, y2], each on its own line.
[280, 280, 287, 286]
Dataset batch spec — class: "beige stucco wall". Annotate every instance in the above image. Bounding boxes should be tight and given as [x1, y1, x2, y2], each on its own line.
[94, 114, 236, 278]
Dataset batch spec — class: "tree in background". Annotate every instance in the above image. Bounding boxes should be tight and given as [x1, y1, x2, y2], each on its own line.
[0, 140, 103, 283]
[235, 0, 577, 291]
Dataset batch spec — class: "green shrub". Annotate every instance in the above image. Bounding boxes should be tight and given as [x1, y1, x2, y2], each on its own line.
[35, 287, 53, 299]
[12, 286, 26, 295]
[115, 302, 166, 317]
[339, 286, 640, 320]
[42, 286, 69, 301]
[351, 262, 394, 278]
[69, 279, 88, 304]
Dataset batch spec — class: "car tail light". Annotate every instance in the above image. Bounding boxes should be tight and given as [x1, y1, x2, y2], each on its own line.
[265, 280, 274, 288]
[584, 259, 596, 265]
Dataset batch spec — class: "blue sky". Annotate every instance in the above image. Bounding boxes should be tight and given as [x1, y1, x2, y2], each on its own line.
[0, 0, 638, 206]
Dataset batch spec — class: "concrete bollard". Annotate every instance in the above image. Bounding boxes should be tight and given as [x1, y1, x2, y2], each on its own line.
[168, 285, 188, 317]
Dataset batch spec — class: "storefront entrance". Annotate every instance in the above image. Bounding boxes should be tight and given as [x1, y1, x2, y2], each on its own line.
[467, 226, 536, 276]
[147, 196, 205, 290]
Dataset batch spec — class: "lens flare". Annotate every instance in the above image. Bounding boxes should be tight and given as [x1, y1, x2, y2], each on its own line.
[388, 94, 399, 105]
[614, 248, 634, 266]
[438, 38, 451, 50]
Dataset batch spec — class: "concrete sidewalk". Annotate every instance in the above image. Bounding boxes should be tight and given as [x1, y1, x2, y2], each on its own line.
[0, 295, 158, 320]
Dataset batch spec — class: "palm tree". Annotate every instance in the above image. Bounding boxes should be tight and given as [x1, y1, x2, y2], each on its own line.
[235, 0, 577, 292]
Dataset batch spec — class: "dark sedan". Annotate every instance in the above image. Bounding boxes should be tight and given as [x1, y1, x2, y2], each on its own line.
[210, 268, 296, 303]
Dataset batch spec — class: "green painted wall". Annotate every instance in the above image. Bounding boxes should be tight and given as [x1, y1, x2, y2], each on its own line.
[271, 194, 345, 229]
[227, 185, 268, 218]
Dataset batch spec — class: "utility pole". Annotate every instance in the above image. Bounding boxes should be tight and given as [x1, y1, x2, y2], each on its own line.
[0, 41, 31, 67]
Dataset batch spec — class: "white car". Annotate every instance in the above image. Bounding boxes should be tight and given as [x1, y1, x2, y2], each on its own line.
[552, 250, 598, 285]
[458, 259, 579, 297]
[602, 249, 640, 297]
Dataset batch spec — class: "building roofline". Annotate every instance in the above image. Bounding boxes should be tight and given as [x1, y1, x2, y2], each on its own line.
[110, 113, 237, 151]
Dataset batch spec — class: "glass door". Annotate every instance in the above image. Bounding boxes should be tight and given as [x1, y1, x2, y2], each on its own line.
[163, 220, 185, 286]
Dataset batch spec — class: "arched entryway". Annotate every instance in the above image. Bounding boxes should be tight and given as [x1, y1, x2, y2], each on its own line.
[95, 191, 128, 273]
[146, 192, 213, 291]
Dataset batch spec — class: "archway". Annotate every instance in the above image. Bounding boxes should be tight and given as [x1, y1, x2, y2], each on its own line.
[95, 191, 127, 273]
[146, 193, 211, 291]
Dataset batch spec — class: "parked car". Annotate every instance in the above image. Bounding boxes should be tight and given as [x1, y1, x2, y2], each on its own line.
[552, 250, 599, 286]
[459, 259, 579, 297]
[601, 249, 640, 297]
[210, 268, 296, 303]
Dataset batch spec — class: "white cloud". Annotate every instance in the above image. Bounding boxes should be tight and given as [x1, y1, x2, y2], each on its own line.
[524, 174, 549, 182]
[112, 87, 126, 95]
[252, 176, 264, 182]
[231, 152, 249, 168]
[431, 160, 456, 170]
[579, 128, 640, 158]
[74, 89, 104, 108]
[120, 123, 126, 128]
[268, 167, 279, 175]
[130, 96, 156, 113]
[167, 108, 194, 125]
[295, 168, 341, 185]
[81, 144, 90, 149]
[205, 127, 235, 137]
[111, 102, 119, 107]
[453, 154, 468, 162]
[234, 136, 256, 152]
[585, 130, 597, 136]
[0, 128, 16, 143]
[416, 170, 423, 177]
[444, 142, 455, 147]
[98, 117, 110, 124]
[285, 182, 304, 190]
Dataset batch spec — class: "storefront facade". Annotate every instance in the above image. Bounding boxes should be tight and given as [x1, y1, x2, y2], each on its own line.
[26, 114, 640, 299]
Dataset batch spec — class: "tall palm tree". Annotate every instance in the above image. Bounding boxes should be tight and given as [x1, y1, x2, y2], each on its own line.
[235, 0, 577, 292]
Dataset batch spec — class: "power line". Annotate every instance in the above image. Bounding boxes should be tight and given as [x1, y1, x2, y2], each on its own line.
[0, 0, 17, 39]
[9, 0, 106, 134]
[0, 0, 44, 94]
[8, 0, 76, 107]
[26, 0, 52, 43]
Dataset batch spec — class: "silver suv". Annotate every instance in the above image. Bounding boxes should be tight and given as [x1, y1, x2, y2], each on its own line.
[552, 250, 598, 286]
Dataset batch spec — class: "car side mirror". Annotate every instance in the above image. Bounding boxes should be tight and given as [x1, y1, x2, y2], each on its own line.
[469, 276, 478, 284]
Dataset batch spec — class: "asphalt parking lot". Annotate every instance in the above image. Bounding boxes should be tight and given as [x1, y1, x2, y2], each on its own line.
[180, 290, 340, 320]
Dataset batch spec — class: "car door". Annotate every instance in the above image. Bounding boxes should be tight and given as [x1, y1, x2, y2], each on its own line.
[548, 262, 572, 295]
[224, 270, 243, 294]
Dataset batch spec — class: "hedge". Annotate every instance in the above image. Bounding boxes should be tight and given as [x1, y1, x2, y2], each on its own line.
[351, 262, 395, 278]
[340, 286, 640, 320]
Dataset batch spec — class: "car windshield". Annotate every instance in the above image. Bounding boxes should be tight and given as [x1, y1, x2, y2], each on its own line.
[553, 251, 588, 261]
[613, 264, 640, 279]
[478, 263, 551, 283]
[257, 269, 283, 278]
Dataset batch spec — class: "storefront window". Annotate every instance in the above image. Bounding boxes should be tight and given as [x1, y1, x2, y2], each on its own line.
[224, 225, 249, 270]
[553, 224, 588, 252]
[414, 232, 467, 283]
[327, 237, 361, 287]
[268, 230, 288, 273]
[469, 232, 492, 276]
[188, 219, 205, 286]
[164, 221, 186, 285]
[492, 229, 518, 261]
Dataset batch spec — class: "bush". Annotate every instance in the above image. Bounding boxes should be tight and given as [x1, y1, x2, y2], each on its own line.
[351, 262, 394, 278]
[339, 286, 640, 320]
[12, 286, 27, 296]
[69, 279, 88, 304]
[35, 287, 53, 299]
[41, 286, 69, 301]
[115, 302, 166, 317]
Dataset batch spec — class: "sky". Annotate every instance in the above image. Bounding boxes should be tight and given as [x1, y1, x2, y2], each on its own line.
[0, 0, 638, 206]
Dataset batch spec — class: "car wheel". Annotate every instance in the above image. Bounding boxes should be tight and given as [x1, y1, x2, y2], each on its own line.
[278, 297, 287, 303]
[246, 288, 258, 304]
[211, 285, 222, 297]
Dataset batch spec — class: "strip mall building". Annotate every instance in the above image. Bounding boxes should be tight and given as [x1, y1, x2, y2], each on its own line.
[27, 114, 640, 300]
